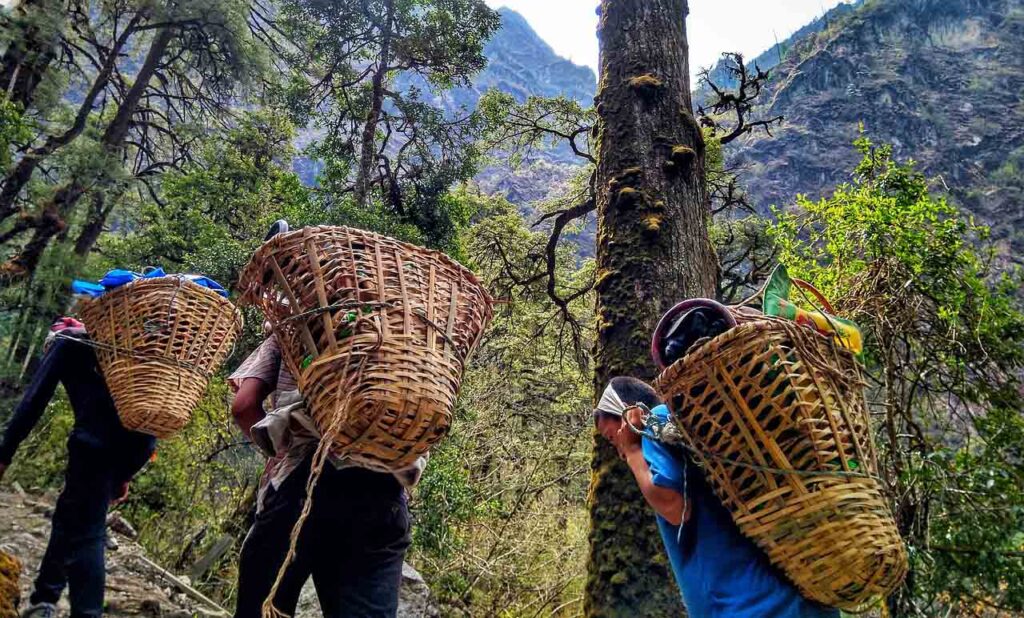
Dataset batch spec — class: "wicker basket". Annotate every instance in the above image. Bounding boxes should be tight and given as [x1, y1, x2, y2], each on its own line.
[78, 277, 242, 439]
[238, 226, 493, 471]
[652, 313, 907, 610]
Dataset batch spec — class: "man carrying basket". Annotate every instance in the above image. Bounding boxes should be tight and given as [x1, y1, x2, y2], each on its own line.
[229, 330, 426, 618]
[0, 318, 156, 618]
[594, 377, 839, 618]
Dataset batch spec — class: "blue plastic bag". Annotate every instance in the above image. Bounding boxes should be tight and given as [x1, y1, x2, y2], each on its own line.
[183, 274, 229, 298]
[98, 269, 140, 288]
[71, 280, 106, 298]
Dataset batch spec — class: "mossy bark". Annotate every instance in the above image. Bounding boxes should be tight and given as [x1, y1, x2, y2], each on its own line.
[585, 1, 717, 616]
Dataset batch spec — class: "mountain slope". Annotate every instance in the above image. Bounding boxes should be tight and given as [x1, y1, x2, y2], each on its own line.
[409, 8, 596, 115]
[697, 1, 862, 101]
[729, 0, 1024, 252]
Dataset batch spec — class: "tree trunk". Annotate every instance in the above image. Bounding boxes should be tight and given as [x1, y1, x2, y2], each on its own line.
[0, 26, 173, 284]
[352, 0, 395, 208]
[586, 1, 717, 616]
[72, 191, 109, 256]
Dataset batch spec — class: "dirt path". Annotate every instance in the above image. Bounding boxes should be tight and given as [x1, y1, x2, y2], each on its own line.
[0, 488, 227, 617]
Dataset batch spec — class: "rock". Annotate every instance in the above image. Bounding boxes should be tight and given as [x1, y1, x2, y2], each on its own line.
[294, 562, 439, 618]
[106, 536, 120, 551]
[398, 563, 439, 618]
[139, 597, 162, 616]
[0, 550, 22, 618]
[0, 490, 206, 617]
[106, 513, 138, 539]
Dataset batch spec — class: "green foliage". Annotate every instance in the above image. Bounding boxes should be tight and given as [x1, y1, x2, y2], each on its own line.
[408, 191, 592, 615]
[4, 392, 74, 491]
[101, 111, 313, 287]
[122, 378, 261, 576]
[771, 135, 1024, 615]
[0, 98, 31, 169]
[478, 90, 596, 165]
[276, 0, 500, 253]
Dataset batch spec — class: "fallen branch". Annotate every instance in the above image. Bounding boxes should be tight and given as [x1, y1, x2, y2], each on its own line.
[133, 553, 230, 617]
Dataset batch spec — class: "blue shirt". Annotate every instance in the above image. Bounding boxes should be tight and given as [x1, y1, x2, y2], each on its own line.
[643, 405, 840, 618]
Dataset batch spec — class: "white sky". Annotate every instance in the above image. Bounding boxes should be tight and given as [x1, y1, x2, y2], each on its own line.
[485, 0, 852, 80]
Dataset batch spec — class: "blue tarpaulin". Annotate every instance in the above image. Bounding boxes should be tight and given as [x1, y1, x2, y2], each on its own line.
[72, 268, 228, 298]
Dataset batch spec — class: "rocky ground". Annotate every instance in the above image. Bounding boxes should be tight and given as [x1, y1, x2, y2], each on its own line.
[0, 488, 437, 617]
[0, 487, 220, 617]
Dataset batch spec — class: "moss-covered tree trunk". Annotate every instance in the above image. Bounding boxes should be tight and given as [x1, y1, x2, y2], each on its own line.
[585, 1, 717, 616]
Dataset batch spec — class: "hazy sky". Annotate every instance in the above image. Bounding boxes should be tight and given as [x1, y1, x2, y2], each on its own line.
[485, 0, 852, 80]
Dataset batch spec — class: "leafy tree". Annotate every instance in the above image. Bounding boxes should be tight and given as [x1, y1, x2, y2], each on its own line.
[272, 0, 500, 250]
[0, 0, 65, 111]
[409, 189, 593, 615]
[0, 0, 266, 283]
[102, 111, 312, 287]
[772, 136, 1024, 616]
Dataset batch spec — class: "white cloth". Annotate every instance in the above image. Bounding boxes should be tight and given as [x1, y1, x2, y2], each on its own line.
[250, 389, 428, 494]
[229, 337, 429, 511]
[595, 381, 628, 417]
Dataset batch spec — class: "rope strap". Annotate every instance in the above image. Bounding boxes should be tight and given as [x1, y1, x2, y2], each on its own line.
[55, 333, 215, 378]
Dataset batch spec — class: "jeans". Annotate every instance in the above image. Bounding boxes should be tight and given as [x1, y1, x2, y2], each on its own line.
[234, 457, 411, 618]
[29, 444, 123, 618]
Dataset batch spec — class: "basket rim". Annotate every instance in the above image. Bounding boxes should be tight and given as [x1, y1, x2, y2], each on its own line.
[78, 276, 240, 317]
[236, 225, 494, 307]
[653, 316, 861, 391]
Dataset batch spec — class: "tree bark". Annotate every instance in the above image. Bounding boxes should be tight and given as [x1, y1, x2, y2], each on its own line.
[72, 191, 108, 256]
[352, 0, 395, 208]
[0, 26, 173, 284]
[586, 1, 717, 616]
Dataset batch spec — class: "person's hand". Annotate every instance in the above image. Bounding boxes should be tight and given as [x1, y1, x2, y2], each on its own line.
[612, 407, 644, 459]
[112, 482, 130, 505]
[0, 462, 7, 484]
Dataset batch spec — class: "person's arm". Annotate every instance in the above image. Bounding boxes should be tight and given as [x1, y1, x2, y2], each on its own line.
[623, 448, 687, 526]
[0, 339, 66, 474]
[614, 407, 688, 526]
[231, 377, 273, 440]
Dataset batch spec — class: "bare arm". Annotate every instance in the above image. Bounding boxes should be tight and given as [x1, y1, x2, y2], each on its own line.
[624, 448, 687, 526]
[614, 407, 689, 526]
[231, 377, 272, 440]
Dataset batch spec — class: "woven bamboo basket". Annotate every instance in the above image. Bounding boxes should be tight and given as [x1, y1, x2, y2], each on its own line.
[237, 226, 494, 471]
[652, 311, 907, 610]
[78, 277, 242, 439]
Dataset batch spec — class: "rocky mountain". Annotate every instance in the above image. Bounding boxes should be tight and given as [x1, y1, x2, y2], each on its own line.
[402, 7, 596, 116]
[697, 1, 863, 101]
[726, 0, 1024, 253]
[454, 8, 597, 209]
[466, 8, 596, 107]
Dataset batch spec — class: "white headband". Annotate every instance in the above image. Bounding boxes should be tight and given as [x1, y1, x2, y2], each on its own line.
[595, 382, 627, 417]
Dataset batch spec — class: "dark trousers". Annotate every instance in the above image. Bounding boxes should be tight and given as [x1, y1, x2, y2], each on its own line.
[234, 458, 411, 618]
[30, 445, 119, 618]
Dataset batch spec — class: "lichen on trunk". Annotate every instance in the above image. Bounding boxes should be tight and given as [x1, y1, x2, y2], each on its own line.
[586, 1, 717, 616]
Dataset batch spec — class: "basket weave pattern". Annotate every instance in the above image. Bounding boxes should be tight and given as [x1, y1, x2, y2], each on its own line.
[653, 317, 907, 610]
[79, 278, 242, 439]
[239, 226, 493, 471]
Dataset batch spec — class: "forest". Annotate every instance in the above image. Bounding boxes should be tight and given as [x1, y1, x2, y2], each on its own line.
[0, 0, 1022, 617]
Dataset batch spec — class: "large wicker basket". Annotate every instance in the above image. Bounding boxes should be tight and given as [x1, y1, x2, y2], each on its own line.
[78, 277, 242, 438]
[652, 313, 907, 610]
[238, 226, 493, 471]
